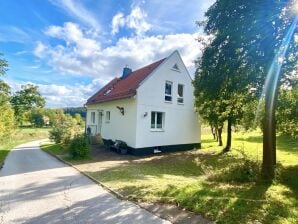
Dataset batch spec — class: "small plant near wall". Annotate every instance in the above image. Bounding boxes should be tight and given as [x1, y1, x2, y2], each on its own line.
[68, 134, 90, 159]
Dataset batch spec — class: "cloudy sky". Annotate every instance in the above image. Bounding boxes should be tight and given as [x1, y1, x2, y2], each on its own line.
[0, 0, 214, 107]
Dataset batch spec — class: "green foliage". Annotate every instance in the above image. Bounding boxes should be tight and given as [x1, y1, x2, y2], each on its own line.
[0, 54, 15, 141]
[30, 109, 45, 128]
[73, 113, 84, 127]
[68, 134, 89, 159]
[10, 84, 45, 124]
[49, 111, 82, 145]
[276, 86, 298, 138]
[0, 105, 16, 141]
[63, 107, 86, 118]
[0, 80, 11, 105]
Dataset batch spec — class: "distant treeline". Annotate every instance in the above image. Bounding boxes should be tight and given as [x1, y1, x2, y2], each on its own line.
[63, 107, 86, 118]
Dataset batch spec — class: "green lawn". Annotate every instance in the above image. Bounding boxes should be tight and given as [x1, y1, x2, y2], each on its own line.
[0, 128, 50, 167]
[42, 130, 298, 224]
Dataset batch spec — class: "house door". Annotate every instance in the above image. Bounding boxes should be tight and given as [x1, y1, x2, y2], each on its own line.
[98, 111, 103, 134]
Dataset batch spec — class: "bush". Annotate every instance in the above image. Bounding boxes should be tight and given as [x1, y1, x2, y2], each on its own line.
[49, 126, 71, 144]
[0, 105, 16, 142]
[49, 113, 82, 145]
[69, 134, 90, 159]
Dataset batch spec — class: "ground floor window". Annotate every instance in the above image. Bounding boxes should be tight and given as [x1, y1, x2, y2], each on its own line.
[106, 111, 110, 122]
[151, 111, 164, 129]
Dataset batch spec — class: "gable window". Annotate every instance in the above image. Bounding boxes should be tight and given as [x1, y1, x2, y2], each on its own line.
[165, 81, 172, 102]
[106, 111, 110, 122]
[91, 112, 95, 124]
[172, 63, 180, 71]
[177, 84, 184, 104]
[151, 112, 164, 130]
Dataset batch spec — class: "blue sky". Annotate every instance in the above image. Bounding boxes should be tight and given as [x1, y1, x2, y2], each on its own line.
[0, 0, 214, 107]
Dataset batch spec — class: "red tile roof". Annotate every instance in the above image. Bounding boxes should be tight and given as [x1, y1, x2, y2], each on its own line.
[86, 58, 166, 105]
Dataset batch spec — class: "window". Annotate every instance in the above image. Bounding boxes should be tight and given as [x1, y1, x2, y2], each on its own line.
[151, 112, 164, 130]
[177, 84, 184, 104]
[165, 81, 172, 102]
[104, 88, 113, 96]
[106, 111, 110, 122]
[91, 112, 95, 124]
[172, 63, 180, 71]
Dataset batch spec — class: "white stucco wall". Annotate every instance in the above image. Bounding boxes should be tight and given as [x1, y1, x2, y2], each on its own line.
[86, 98, 137, 148]
[135, 51, 201, 148]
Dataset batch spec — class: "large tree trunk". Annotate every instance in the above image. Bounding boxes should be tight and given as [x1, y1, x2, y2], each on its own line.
[218, 126, 223, 146]
[223, 118, 232, 152]
[262, 86, 276, 179]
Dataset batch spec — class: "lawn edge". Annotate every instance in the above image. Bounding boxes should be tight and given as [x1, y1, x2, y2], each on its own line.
[39, 142, 178, 223]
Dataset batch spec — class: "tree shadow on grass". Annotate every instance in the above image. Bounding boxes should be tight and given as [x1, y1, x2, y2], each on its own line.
[277, 164, 298, 196]
[86, 151, 242, 184]
[87, 150, 297, 223]
[160, 179, 296, 224]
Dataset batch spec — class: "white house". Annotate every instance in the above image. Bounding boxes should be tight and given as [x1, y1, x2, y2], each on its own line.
[85, 50, 201, 155]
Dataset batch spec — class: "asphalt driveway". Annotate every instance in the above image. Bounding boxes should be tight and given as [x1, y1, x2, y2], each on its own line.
[0, 140, 170, 224]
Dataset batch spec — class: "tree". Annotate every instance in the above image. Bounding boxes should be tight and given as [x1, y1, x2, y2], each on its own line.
[30, 109, 45, 128]
[0, 53, 15, 141]
[195, 0, 297, 178]
[276, 85, 298, 138]
[10, 84, 45, 124]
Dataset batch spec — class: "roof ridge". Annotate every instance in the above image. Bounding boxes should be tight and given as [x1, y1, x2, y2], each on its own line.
[86, 57, 166, 105]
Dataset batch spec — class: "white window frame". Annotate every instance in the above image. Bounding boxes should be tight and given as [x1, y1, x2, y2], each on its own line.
[177, 84, 184, 104]
[106, 111, 110, 123]
[91, 112, 95, 124]
[165, 81, 173, 102]
[150, 111, 165, 131]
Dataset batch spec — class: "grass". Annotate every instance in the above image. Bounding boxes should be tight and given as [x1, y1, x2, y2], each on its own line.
[41, 141, 92, 161]
[0, 128, 50, 167]
[41, 143, 65, 155]
[42, 130, 298, 224]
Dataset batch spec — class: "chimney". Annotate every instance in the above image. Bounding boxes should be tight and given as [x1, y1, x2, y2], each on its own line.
[122, 65, 132, 79]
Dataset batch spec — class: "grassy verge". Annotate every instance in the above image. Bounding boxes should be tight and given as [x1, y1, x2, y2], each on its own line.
[41, 131, 298, 224]
[0, 128, 50, 167]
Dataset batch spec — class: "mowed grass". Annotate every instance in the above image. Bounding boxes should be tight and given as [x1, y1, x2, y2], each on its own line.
[41, 143, 65, 155]
[88, 131, 297, 224]
[42, 130, 298, 223]
[0, 128, 50, 166]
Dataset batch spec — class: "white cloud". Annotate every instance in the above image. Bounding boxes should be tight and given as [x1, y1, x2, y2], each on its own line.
[111, 6, 151, 36]
[8, 78, 107, 108]
[34, 22, 206, 81]
[33, 42, 47, 58]
[111, 12, 125, 35]
[49, 0, 101, 30]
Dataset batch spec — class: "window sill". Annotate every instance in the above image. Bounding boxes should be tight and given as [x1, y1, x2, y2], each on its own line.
[177, 102, 184, 105]
[171, 68, 181, 72]
[106, 121, 110, 123]
[150, 129, 165, 132]
[164, 101, 172, 104]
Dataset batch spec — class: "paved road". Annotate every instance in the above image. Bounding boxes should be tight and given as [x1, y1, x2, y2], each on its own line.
[0, 140, 170, 224]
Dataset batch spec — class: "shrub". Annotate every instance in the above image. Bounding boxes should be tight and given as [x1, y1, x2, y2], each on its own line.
[0, 105, 16, 142]
[49, 113, 82, 145]
[69, 134, 90, 159]
[49, 125, 71, 144]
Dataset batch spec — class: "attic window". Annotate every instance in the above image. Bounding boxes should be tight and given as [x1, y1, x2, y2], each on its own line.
[104, 88, 113, 96]
[172, 63, 180, 71]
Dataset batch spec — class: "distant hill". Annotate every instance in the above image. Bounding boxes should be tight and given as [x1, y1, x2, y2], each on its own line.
[63, 107, 86, 118]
